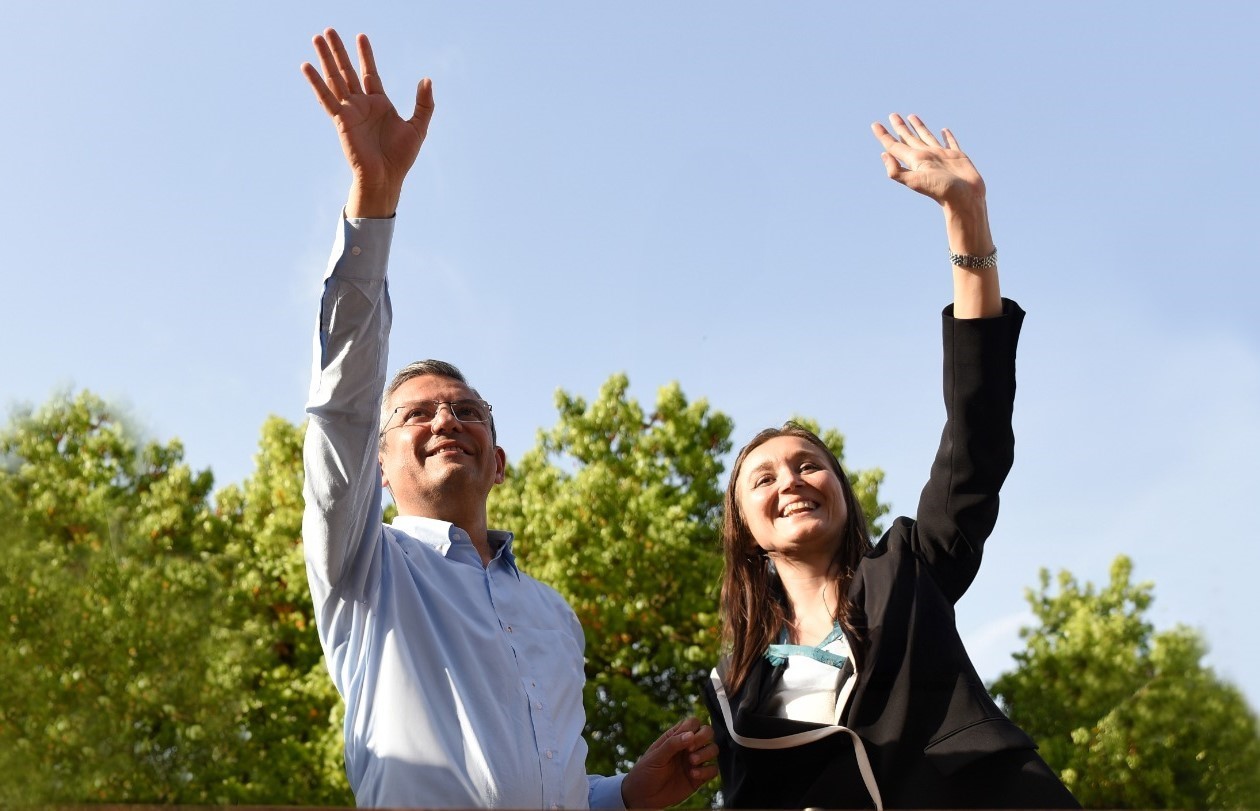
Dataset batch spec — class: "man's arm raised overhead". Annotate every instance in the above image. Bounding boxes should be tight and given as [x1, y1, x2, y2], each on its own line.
[299, 29, 432, 592]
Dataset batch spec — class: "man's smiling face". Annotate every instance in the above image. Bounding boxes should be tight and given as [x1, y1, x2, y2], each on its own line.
[378, 374, 505, 519]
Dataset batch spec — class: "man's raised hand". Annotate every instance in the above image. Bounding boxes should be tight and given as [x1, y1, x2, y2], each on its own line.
[301, 28, 434, 217]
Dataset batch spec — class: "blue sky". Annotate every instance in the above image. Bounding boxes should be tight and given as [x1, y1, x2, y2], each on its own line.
[5, 2, 1259, 711]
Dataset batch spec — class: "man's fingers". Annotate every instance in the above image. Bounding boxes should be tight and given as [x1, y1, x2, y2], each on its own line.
[301, 62, 342, 117]
[655, 717, 703, 754]
[326, 28, 363, 95]
[658, 729, 693, 758]
[690, 763, 719, 788]
[357, 34, 384, 95]
[673, 717, 702, 736]
[687, 723, 714, 748]
[689, 763, 719, 784]
[312, 35, 351, 99]
[657, 719, 715, 758]
[411, 77, 435, 139]
[689, 741, 719, 764]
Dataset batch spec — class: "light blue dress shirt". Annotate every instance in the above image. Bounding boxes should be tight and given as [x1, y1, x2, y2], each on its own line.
[302, 214, 625, 808]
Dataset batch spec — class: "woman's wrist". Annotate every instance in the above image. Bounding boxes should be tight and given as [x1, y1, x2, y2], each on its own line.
[942, 197, 994, 257]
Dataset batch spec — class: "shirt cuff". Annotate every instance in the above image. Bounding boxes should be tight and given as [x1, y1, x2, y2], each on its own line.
[326, 210, 397, 282]
[587, 773, 628, 810]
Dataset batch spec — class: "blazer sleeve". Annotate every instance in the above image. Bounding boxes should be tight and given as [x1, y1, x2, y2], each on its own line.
[908, 298, 1025, 603]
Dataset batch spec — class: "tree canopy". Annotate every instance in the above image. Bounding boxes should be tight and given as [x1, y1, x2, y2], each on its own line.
[991, 556, 1260, 809]
[0, 393, 351, 805]
[0, 391, 239, 803]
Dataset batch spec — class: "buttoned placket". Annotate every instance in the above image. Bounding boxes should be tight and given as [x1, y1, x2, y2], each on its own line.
[484, 546, 567, 809]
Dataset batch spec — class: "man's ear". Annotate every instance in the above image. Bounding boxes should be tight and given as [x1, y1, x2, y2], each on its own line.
[493, 446, 507, 485]
[379, 452, 390, 489]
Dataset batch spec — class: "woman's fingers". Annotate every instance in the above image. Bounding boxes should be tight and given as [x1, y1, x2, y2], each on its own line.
[905, 113, 943, 147]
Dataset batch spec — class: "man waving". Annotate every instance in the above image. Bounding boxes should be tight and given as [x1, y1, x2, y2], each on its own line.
[299, 28, 716, 809]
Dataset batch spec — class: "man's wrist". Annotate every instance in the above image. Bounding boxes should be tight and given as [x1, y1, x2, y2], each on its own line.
[346, 180, 403, 219]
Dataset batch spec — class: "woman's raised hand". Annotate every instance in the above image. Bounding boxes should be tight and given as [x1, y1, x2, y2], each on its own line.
[871, 114, 985, 209]
[873, 113, 999, 317]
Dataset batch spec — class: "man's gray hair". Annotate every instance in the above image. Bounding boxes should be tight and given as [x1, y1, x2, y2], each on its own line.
[379, 359, 497, 447]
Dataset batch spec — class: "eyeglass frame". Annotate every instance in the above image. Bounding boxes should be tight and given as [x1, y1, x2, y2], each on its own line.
[379, 398, 495, 437]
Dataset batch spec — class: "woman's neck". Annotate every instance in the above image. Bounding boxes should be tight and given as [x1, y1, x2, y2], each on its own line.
[773, 556, 841, 645]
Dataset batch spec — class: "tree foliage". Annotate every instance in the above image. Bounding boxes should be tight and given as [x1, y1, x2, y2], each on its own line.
[992, 555, 1260, 809]
[0, 391, 239, 803]
[213, 416, 352, 804]
[0, 393, 350, 805]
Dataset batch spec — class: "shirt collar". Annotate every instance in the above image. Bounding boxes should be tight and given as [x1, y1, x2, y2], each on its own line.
[390, 515, 519, 576]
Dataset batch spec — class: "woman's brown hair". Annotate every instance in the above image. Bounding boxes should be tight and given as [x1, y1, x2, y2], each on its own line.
[719, 422, 873, 695]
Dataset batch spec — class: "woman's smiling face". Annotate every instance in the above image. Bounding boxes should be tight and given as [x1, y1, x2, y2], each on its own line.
[735, 435, 849, 563]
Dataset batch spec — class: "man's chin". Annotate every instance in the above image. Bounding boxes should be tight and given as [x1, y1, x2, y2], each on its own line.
[425, 455, 479, 476]
[426, 463, 491, 493]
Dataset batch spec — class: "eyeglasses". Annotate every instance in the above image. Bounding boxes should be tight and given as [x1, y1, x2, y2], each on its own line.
[381, 399, 494, 435]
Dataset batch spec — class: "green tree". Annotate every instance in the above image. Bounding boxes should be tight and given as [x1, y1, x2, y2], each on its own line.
[992, 556, 1260, 809]
[0, 391, 244, 804]
[487, 374, 887, 801]
[213, 415, 352, 805]
[0, 394, 350, 805]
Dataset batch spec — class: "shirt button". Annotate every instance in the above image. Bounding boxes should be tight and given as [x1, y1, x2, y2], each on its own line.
[535, 701, 543, 710]
[545, 749, 554, 759]
[506, 625, 513, 633]
[350, 246, 362, 256]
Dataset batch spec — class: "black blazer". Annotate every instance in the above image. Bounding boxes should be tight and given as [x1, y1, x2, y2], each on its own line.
[705, 302, 1078, 809]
